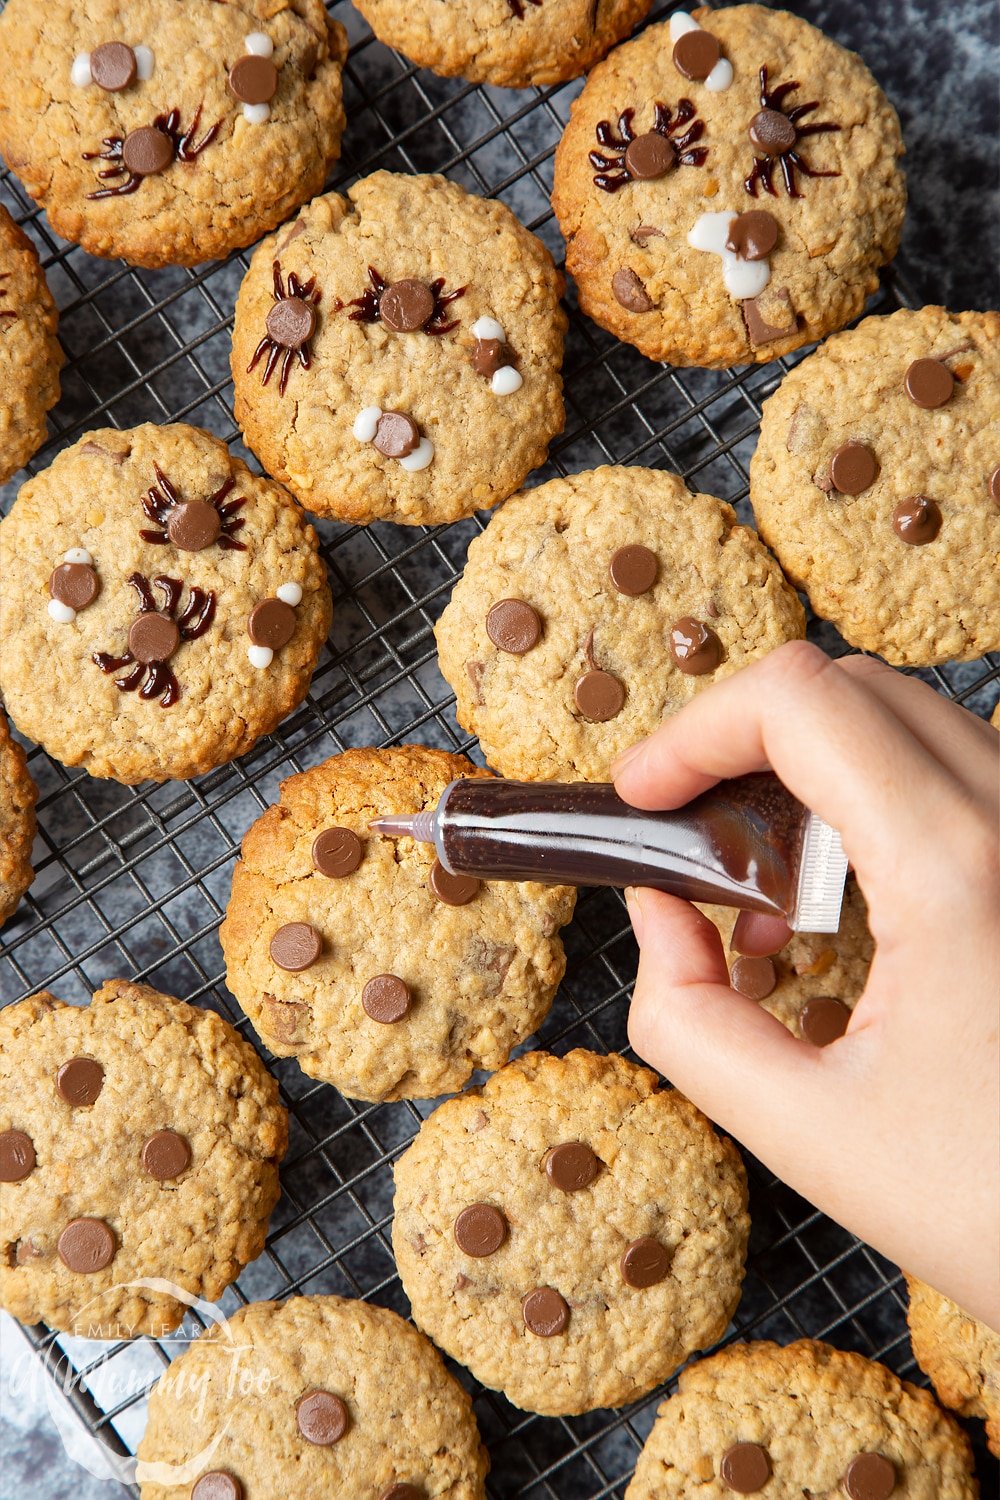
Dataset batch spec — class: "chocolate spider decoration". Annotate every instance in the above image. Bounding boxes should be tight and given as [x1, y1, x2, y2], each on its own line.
[506, 0, 541, 15]
[92, 572, 215, 709]
[247, 261, 322, 396]
[0, 272, 14, 322]
[347, 266, 466, 336]
[589, 101, 708, 193]
[83, 105, 221, 200]
[139, 464, 247, 551]
[744, 66, 840, 198]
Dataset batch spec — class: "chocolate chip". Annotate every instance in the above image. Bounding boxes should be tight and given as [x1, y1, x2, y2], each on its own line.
[266, 297, 316, 351]
[428, 859, 480, 906]
[312, 827, 363, 878]
[270, 922, 322, 971]
[730, 955, 777, 1001]
[574, 669, 626, 722]
[844, 1453, 897, 1500]
[631, 224, 664, 245]
[990, 465, 1000, 503]
[828, 441, 878, 495]
[90, 41, 137, 92]
[544, 1141, 600, 1192]
[624, 131, 676, 181]
[142, 1129, 191, 1180]
[295, 1390, 349, 1445]
[121, 126, 174, 178]
[248, 598, 296, 650]
[49, 562, 99, 611]
[742, 288, 797, 346]
[361, 974, 411, 1024]
[379, 1488, 423, 1500]
[725, 210, 779, 262]
[192, 1473, 243, 1500]
[471, 338, 512, 378]
[228, 54, 278, 106]
[486, 598, 541, 654]
[521, 1286, 569, 1336]
[749, 108, 796, 156]
[0, 1129, 36, 1182]
[373, 411, 420, 459]
[129, 613, 180, 664]
[454, 1203, 508, 1257]
[720, 1441, 771, 1493]
[379, 279, 435, 333]
[620, 1236, 672, 1288]
[166, 499, 222, 551]
[609, 544, 658, 596]
[892, 494, 942, 545]
[57, 1217, 116, 1273]
[612, 267, 653, 313]
[904, 357, 953, 409]
[800, 996, 851, 1046]
[672, 28, 721, 80]
[669, 617, 722, 675]
[56, 1057, 104, 1106]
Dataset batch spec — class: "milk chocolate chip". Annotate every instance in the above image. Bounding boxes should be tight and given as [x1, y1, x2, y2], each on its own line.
[57, 1217, 116, 1273]
[192, 1474, 243, 1500]
[379, 280, 435, 333]
[844, 1453, 897, 1500]
[624, 132, 675, 180]
[49, 562, 99, 611]
[312, 827, 363, 878]
[270, 922, 322, 971]
[829, 441, 878, 496]
[471, 338, 512, 378]
[574, 670, 626, 722]
[56, 1057, 104, 1105]
[742, 288, 797, 346]
[521, 1286, 569, 1336]
[672, 28, 721, 80]
[379, 1488, 423, 1500]
[266, 297, 317, 351]
[620, 1236, 671, 1288]
[374, 411, 420, 459]
[990, 465, 1000, 503]
[669, 617, 721, 675]
[248, 598, 296, 650]
[612, 267, 653, 313]
[361, 974, 411, 1023]
[720, 1441, 771, 1493]
[90, 42, 137, 92]
[454, 1203, 507, 1257]
[428, 859, 480, 906]
[544, 1141, 600, 1192]
[800, 996, 851, 1046]
[228, 54, 278, 106]
[486, 598, 541, 655]
[167, 500, 222, 551]
[904, 358, 953, 409]
[296, 1390, 349, 1445]
[0, 1129, 36, 1182]
[726, 210, 779, 261]
[609, 545, 658, 596]
[749, 108, 796, 156]
[129, 612, 180, 664]
[121, 125, 174, 177]
[142, 1129, 191, 1180]
[730, 955, 776, 1001]
[892, 495, 941, 545]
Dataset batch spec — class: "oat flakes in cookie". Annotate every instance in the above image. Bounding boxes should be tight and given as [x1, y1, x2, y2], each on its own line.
[551, 5, 905, 367]
[136, 1295, 489, 1500]
[0, 979, 286, 1339]
[435, 466, 804, 782]
[906, 1277, 1000, 1458]
[231, 171, 566, 525]
[0, 423, 331, 783]
[219, 746, 575, 1102]
[0, 0, 347, 268]
[750, 307, 1000, 665]
[393, 1049, 749, 1416]
[0, 709, 37, 929]
[625, 1339, 978, 1500]
[0, 205, 63, 486]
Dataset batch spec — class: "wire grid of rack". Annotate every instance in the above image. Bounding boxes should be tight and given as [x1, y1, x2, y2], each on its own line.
[2, 0, 998, 1493]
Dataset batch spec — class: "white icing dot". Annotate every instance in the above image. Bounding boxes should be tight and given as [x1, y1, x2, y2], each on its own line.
[668, 11, 699, 40]
[705, 57, 734, 92]
[353, 406, 383, 443]
[62, 547, 93, 565]
[71, 52, 93, 88]
[48, 599, 76, 624]
[471, 316, 505, 342]
[276, 582, 303, 607]
[688, 211, 771, 299]
[248, 644, 274, 669]
[243, 102, 271, 125]
[491, 365, 523, 396]
[399, 438, 434, 472]
[245, 31, 274, 57]
[134, 45, 155, 81]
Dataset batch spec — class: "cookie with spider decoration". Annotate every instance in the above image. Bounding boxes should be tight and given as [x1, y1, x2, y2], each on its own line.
[0, 0, 347, 268]
[231, 172, 567, 526]
[0, 206, 63, 487]
[0, 423, 331, 782]
[552, 5, 905, 367]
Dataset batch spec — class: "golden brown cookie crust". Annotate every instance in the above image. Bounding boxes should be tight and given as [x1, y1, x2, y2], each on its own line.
[231, 172, 567, 526]
[0, 709, 37, 928]
[0, 205, 63, 485]
[907, 1276, 1000, 1457]
[0, 0, 347, 268]
[552, 5, 906, 367]
[220, 746, 576, 1101]
[393, 1048, 749, 1415]
[0, 979, 287, 1338]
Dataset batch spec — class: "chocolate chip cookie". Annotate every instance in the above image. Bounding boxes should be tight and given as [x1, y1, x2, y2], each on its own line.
[907, 1277, 1000, 1459]
[0, 423, 331, 783]
[219, 746, 575, 1102]
[0, 205, 63, 485]
[231, 171, 566, 525]
[0, 979, 286, 1339]
[0, 709, 36, 930]
[625, 1339, 978, 1500]
[0, 0, 347, 268]
[434, 465, 804, 781]
[136, 1295, 489, 1500]
[551, 5, 905, 367]
[751, 307, 1000, 665]
[393, 1048, 749, 1415]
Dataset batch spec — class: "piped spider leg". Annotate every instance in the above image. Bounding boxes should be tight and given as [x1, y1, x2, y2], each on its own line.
[278, 348, 296, 396]
[178, 589, 216, 639]
[175, 104, 220, 162]
[140, 663, 178, 706]
[154, 576, 183, 615]
[674, 121, 706, 151]
[116, 662, 147, 693]
[93, 651, 133, 674]
[128, 573, 157, 612]
[786, 151, 839, 179]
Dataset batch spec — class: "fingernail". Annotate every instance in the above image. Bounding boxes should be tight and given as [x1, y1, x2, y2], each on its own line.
[611, 738, 648, 779]
[624, 886, 644, 945]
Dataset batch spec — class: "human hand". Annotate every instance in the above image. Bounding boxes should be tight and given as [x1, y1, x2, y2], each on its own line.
[612, 641, 1000, 1330]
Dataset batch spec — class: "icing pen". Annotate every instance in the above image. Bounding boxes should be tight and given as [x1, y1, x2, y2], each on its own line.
[370, 772, 848, 932]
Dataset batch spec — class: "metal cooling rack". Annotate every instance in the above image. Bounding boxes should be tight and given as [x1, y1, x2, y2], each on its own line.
[2, 1, 998, 1494]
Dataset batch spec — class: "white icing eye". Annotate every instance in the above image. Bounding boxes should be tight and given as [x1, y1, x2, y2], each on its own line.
[399, 437, 434, 472]
[668, 11, 699, 39]
[276, 582, 303, 607]
[472, 316, 505, 342]
[353, 406, 383, 443]
[248, 644, 274, 669]
[492, 366, 523, 396]
[245, 31, 274, 58]
[243, 102, 271, 125]
[687, 212, 772, 299]
[62, 547, 93, 565]
[71, 52, 93, 87]
[48, 599, 77, 624]
[705, 58, 734, 91]
[134, 45, 155, 81]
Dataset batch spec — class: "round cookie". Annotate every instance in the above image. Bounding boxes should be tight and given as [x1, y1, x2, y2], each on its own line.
[907, 1277, 1000, 1458]
[750, 307, 1000, 666]
[352, 0, 652, 90]
[231, 171, 566, 526]
[0, 979, 287, 1339]
[0, 206, 63, 486]
[392, 1048, 749, 1415]
[434, 465, 805, 782]
[625, 1339, 979, 1500]
[136, 1295, 489, 1500]
[551, 5, 905, 367]
[0, 709, 37, 928]
[0, 0, 347, 268]
[0, 423, 331, 783]
[219, 746, 576, 1102]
